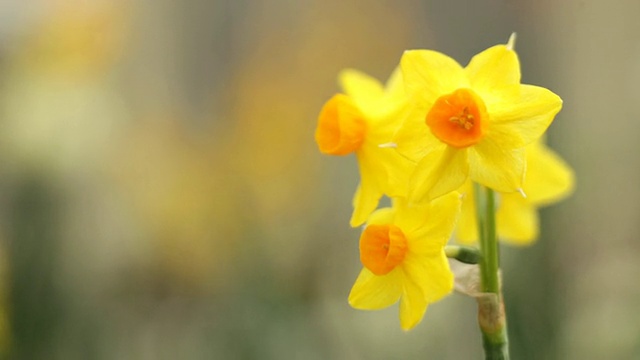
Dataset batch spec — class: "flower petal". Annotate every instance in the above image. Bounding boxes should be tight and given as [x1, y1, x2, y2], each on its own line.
[350, 143, 414, 227]
[350, 184, 380, 227]
[383, 66, 405, 102]
[403, 252, 454, 303]
[403, 191, 462, 248]
[339, 67, 407, 120]
[410, 146, 469, 202]
[399, 275, 428, 331]
[377, 148, 415, 197]
[496, 193, 538, 245]
[339, 68, 384, 109]
[401, 50, 467, 104]
[454, 183, 479, 244]
[393, 106, 442, 162]
[524, 142, 575, 205]
[366, 206, 395, 226]
[365, 103, 410, 146]
[465, 44, 520, 99]
[489, 84, 563, 148]
[468, 138, 525, 193]
[350, 156, 383, 227]
[349, 268, 403, 310]
[390, 199, 427, 236]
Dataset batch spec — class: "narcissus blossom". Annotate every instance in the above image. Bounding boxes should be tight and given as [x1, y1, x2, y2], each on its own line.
[316, 68, 414, 226]
[455, 140, 575, 245]
[394, 35, 563, 202]
[348, 192, 461, 330]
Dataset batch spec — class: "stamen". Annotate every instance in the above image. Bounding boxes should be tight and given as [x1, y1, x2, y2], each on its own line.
[425, 88, 487, 148]
[449, 107, 475, 130]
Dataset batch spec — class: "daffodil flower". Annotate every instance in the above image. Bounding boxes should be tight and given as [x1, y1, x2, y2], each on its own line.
[456, 141, 575, 245]
[316, 68, 414, 226]
[348, 192, 461, 330]
[394, 35, 563, 202]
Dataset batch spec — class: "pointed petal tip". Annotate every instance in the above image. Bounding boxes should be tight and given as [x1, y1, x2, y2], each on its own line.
[347, 294, 356, 308]
[378, 142, 398, 149]
[349, 215, 365, 228]
[400, 324, 414, 332]
[517, 188, 527, 198]
[507, 33, 517, 51]
[399, 316, 421, 331]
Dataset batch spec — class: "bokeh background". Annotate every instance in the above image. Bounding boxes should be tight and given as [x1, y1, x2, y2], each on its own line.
[0, 0, 638, 359]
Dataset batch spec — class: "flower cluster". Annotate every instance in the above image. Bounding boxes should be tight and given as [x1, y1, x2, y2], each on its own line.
[315, 35, 573, 330]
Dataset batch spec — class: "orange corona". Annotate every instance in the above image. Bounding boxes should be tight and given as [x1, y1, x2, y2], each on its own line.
[426, 88, 487, 148]
[315, 94, 366, 155]
[359, 224, 408, 275]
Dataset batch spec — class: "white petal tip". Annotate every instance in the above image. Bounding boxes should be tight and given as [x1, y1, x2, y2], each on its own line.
[379, 142, 398, 149]
[517, 188, 527, 198]
[506, 33, 517, 51]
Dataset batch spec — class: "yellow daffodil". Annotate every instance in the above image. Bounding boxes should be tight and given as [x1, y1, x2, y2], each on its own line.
[348, 192, 461, 330]
[316, 68, 414, 226]
[456, 141, 575, 245]
[394, 34, 562, 202]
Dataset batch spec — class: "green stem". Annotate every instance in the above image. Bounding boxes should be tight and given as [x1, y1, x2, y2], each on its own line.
[444, 245, 482, 264]
[474, 183, 509, 360]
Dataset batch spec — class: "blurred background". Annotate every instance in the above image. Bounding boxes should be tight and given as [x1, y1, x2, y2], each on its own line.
[0, 0, 638, 359]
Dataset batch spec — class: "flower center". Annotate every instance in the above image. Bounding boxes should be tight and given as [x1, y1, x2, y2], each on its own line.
[359, 224, 408, 275]
[315, 94, 366, 155]
[426, 88, 487, 148]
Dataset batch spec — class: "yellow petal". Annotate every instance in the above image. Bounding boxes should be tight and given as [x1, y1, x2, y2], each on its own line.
[376, 147, 415, 198]
[363, 102, 409, 146]
[349, 267, 403, 310]
[402, 191, 462, 248]
[384, 66, 405, 102]
[524, 142, 575, 205]
[358, 104, 414, 200]
[410, 146, 469, 203]
[339, 67, 407, 120]
[398, 252, 454, 330]
[391, 198, 429, 236]
[401, 50, 467, 104]
[350, 143, 414, 227]
[468, 138, 525, 192]
[488, 84, 563, 148]
[454, 184, 479, 244]
[366, 206, 395, 226]
[393, 105, 442, 162]
[349, 112, 416, 227]
[350, 184, 380, 227]
[338, 68, 384, 110]
[350, 155, 384, 227]
[403, 252, 454, 303]
[465, 44, 520, 100]
[399, 276, 428, 331]
[496, 193, 539, 245]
